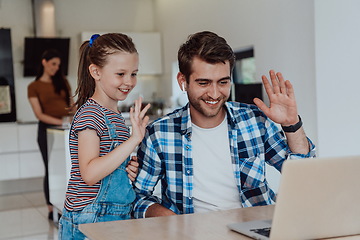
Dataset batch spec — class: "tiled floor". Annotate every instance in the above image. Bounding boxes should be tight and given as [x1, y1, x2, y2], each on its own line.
[0, 191, 58, 240]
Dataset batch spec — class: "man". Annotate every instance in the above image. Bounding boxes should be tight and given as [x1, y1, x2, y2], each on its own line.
[133, 31, 315, 218]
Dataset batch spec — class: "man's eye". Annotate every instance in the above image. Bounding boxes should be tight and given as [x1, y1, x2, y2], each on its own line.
[131, 73, 137, 77]
[198, 82, 210, 86]
[117, 73, 125, 76]
[220, 80, 230, 85]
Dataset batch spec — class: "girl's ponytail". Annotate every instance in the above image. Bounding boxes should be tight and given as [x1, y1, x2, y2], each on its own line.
[74, 41, 95, 108]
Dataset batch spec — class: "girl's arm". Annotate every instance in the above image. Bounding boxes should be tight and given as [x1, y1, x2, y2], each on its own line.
[28, 97, 62, 125]
[78, 129, 140, 185]
[79, 98, 150, 186]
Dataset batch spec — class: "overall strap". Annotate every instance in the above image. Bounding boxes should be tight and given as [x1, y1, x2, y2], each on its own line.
[104, 113, 117, 146]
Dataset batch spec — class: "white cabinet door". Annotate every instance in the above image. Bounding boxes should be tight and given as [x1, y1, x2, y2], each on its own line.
[0, 153, 20, 180]
[0, 123, 18, 153]
[17, 124, 39, 151]
[17, 123, 44, 179]
[19, 152, 44, 178]
[0, 123, 19, 181]
[0, 123, 44, 180]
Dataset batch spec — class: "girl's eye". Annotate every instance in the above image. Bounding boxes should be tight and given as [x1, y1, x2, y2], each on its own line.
[131, 73, 137, 77]
[117, 73, 125, 76]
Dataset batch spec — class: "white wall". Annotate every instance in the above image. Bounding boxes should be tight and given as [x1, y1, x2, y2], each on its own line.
[153, 0, 317, 191]
[3, 0, 360, 183]
[154, 0, 317, 144]
[54, 0, 156, 82]
[154, 0, 360, 161]
[1, 0, 318, 146]
[0, 0, 157, 123]
[315, 0, 360, 157]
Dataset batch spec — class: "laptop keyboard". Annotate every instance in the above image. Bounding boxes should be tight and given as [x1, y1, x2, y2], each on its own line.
[250, 227, 271, 237]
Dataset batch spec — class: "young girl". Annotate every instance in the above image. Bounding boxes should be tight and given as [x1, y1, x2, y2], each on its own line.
[58, 33, 150, 240]
[28, 49, 74, 220]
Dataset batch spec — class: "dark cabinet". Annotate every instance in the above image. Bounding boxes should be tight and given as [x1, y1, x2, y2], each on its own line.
[0, 28, 16, 122]
[232, 83, 262, 105]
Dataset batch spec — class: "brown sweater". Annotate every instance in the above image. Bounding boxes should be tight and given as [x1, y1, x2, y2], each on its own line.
[28, 80, 71, 119]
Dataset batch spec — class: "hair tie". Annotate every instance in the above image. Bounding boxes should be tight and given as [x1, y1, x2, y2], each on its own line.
[89, 34, 100, 47]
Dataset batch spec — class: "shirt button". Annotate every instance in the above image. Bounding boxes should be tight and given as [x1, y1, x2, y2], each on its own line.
[186, 146, 190, 150]
[187, 170, 191, 174]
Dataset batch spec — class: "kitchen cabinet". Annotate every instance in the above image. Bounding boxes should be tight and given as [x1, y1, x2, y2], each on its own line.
[81, 32, 162, 75]
[0, 123, 20, 181]
[18, 124, 44, 178]
[0, 123, 44, 181]
[19, 152, 44, 178]
[0, 123, 18, 153]
[0, 153, 19, 181]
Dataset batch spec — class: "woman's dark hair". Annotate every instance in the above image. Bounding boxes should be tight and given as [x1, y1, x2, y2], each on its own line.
[35, 49, 71, 106]
[75, 33, 138, 108]
[178, 31, 235, 82]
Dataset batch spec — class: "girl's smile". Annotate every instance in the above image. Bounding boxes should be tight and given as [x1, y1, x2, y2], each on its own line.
[91, 52, 139, 111]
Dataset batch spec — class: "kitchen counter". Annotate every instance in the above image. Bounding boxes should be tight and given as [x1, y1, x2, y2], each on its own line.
[47, 127, 70, 223]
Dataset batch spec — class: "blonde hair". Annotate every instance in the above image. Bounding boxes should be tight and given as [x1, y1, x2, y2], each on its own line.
[74, 33, 138, 108]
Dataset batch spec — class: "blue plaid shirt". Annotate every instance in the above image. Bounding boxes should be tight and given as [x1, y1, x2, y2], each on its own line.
[133, 102, 316, 218]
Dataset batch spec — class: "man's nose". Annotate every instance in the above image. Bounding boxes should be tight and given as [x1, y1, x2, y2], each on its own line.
[208, 84, 220, 99]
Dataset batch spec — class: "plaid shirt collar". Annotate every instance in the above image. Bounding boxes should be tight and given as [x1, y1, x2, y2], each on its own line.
[179, 102, 237, 135]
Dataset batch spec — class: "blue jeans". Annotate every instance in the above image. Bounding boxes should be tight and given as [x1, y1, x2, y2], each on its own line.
[58, 201, 132, 240]
[58, 114, 135, 240]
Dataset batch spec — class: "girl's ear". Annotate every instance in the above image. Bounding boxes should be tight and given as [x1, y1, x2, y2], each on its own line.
[89, 64, 100, 80]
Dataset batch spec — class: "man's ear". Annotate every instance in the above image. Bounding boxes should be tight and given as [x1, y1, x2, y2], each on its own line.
[177, 72, 186, 92]
[89, 64, 100, 80]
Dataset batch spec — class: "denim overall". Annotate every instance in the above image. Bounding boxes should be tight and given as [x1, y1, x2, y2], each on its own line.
[59, 114, 135, 240]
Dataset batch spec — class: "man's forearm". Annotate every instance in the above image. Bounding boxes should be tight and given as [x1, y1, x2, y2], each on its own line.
[145, 203, 177, 218]
[285, 127, 310, 155]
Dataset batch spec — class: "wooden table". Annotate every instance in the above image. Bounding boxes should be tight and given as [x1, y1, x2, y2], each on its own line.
[79, 204, 360, 240]
[80, 205, 274, 240]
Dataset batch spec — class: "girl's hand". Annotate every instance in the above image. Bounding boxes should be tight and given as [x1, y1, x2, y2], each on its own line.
[129, 97, 151, 143]
[126, 156, 139, 182]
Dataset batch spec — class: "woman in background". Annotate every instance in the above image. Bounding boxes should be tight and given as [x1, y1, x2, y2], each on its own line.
[27, 49, 74, 220]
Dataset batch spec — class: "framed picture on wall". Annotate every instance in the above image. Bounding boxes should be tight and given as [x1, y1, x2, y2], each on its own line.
[0, 85, 11, 114]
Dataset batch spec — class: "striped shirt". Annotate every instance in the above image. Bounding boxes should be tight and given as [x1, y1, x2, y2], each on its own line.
[133, 102, 316, 218]
[64, 99, 130, 211]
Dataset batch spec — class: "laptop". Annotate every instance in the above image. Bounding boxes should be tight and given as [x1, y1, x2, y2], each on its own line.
[227, 155, 360, 240]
